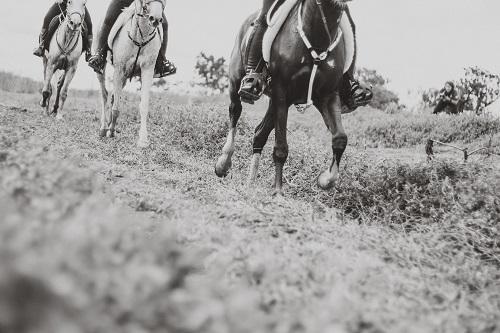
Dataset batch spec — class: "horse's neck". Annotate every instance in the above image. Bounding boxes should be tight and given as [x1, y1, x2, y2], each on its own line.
[301, 0, 341, 49]
[57, 20, 77, 46]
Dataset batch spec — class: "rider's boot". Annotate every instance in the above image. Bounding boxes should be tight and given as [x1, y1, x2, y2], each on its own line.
[239, 21, 267, 104]
[83, 34, 93, 63]
[344, 73, 373, 110]
[33, 28, 48, 58]
[88, 48, 107, 74]
[154, 21, 177, 78]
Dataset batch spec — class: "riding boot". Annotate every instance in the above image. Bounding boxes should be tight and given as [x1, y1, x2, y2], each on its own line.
[239, 22, 267, 104]
[154, 19, 177, 78]
[85, 35, 93, 63]
[33, 28, 48, 58]
[343, 72, 373, 110]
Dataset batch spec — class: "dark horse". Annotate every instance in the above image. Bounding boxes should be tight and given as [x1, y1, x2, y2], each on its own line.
[216, 0, 353, 194]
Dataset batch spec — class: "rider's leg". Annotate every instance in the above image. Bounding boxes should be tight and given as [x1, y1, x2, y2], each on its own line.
[239, 0, 275, 102]
[88, 0, 133, 73]
[341, 7, 373, 109]
[83, 8, 93, 62]
[34, 2, 64, 57]
[433, 101, 447, 114]
[154, 16, 177, 78]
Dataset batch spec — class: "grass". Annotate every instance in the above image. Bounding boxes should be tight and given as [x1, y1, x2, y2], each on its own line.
[0, 86, 499, 333]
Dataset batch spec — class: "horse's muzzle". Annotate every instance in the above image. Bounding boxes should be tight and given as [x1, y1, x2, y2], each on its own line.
[149, 16, 162, 27]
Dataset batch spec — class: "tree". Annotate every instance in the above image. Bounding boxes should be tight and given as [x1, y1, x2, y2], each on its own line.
[356, 68, 400, 110]
[195, 52, 229, 94]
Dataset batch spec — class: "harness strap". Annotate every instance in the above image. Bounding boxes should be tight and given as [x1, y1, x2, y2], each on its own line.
[295, 0, 343, 113]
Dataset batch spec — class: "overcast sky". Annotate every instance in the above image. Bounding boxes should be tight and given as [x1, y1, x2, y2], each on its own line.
[0, 0, 499, 97]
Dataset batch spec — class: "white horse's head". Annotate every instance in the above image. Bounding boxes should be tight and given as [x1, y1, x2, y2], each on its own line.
[65, 0, 87, 31]
[137, 0, 165, 28]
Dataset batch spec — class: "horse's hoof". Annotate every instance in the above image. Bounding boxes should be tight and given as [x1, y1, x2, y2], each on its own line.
[215, 155, 231, 178]
[317, 168, 339, 190]
[55, 114, 63, 121]
[137, 139, 150, 149]
[99, 129, 107, 138]
[272, 189, 284, 198]
[106, 130, 115, 138]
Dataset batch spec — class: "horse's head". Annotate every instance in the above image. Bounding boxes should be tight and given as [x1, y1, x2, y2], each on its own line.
[65, 0, 87, 31]
[137, 0, 166, 28]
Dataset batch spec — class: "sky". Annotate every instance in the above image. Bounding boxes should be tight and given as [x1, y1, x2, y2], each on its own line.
[0, 0, 499, 101]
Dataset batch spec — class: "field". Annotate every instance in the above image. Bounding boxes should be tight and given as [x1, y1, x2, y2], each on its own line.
[1, 87, 500, 333]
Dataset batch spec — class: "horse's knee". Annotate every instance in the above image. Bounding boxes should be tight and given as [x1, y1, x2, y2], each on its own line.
[273, 145, 288, 164]
[332, 134, 348, 150]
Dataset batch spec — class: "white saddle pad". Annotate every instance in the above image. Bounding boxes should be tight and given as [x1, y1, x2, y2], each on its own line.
[262, 0, 354, 73]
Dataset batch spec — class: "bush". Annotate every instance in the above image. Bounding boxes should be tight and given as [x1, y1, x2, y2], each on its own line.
[344, 109, 500, 148]
[0, 71, 40, 94]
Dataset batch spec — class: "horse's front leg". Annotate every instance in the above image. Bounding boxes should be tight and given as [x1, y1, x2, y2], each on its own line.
[247, 100, 275, 186]
[56, 65, 77, 121]
[137, 67, 154, 148]
[40, 59, 54, 114]
[215, 84, 242, 177]
[272, 85, 289, 196]
[316, 93, 347, 190]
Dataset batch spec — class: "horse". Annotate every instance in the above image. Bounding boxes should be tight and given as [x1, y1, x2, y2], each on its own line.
[215, 0, 352, 194]
[40, 0, 87, 120]
[96, 0, 165, 148]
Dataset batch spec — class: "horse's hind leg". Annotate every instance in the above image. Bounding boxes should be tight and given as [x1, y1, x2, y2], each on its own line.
[52, 72, 66, 116]
[271, 85, 289, 195]
[97, 70, 109, 137]
[247, 101, 275, 186]
[108, 71, 126, 138]
[215, 86, 243, 177]
[316, 93, 347, 190]
[40, 60, 54, 114]
[56, 66, 77, 121]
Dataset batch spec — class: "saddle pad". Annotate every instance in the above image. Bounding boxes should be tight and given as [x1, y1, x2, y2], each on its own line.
[262, 2, 355, 74]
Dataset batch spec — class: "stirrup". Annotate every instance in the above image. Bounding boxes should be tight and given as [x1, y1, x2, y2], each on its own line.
[239, 72, 266, 104]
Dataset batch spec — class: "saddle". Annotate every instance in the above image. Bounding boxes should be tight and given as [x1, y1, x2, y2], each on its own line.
[258, 0, 355, 74]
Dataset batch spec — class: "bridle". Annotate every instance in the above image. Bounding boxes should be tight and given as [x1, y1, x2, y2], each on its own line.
[55, 2, 85, 56]
[295, 0, 345, 113]
[128, 0, 165, 80]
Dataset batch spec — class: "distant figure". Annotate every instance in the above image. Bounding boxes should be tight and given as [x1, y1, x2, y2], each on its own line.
[433, 81, 460, 114]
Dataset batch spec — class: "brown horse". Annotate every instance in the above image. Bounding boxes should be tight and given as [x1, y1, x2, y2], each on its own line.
[216, 0, 352, 194]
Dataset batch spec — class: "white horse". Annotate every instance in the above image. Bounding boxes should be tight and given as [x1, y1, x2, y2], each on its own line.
[97, 0, 166, 148]
[40, 0, 87, 120]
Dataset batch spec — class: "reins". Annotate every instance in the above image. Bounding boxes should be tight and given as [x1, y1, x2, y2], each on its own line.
[55, 8, 84, 57]
[295, 0, 343, 113]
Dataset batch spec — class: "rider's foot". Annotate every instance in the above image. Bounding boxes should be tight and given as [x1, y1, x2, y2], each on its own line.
[33, 28, 48, 58]
[88, 49, 106, 74]
[239, 71, 266, 104]
[154, 59, 176, 78]
[347, 78, 373, 110]
[33, 47, 45, 58]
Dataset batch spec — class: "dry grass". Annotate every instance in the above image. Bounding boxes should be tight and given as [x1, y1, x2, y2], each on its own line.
[0, 88, 499, 333]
